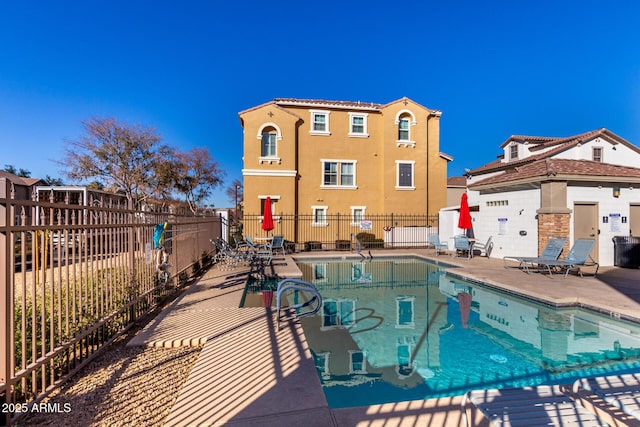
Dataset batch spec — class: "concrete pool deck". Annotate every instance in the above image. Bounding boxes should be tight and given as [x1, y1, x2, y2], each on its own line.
[128, 250, 640, 426]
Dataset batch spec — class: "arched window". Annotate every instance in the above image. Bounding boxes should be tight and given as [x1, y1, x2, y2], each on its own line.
[256, 123, 282, 163]
[395, 110, 416, 147]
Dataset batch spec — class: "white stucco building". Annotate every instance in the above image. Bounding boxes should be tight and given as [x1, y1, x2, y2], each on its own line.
[463, 128, 640, 267]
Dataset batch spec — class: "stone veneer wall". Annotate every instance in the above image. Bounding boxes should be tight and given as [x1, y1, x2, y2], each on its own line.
[537, 212, 570, 256]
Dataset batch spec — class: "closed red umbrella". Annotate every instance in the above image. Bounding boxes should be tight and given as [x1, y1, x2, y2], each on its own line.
[261, 196, 274, 234]
[458, 292, 472, 328]
[458, 193, 473, 237]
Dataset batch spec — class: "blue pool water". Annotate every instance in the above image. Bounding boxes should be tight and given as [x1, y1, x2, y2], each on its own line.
[287, 257, 640, 408]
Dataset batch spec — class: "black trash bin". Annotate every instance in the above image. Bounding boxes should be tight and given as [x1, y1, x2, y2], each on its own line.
[612, 236, 640, 268]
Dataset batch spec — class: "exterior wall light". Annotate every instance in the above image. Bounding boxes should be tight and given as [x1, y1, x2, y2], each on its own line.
[613, 186, 621, 198]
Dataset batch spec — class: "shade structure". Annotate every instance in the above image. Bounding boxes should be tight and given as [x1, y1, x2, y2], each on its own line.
[458, 193, 473, 237]
[261, 196, 274, 233]
[458, 292, 472, 328]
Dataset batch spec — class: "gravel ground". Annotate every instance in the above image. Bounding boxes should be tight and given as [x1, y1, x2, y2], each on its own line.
[17, 314, 202, 427]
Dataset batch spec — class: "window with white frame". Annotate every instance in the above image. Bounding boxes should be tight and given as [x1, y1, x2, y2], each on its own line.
[314, 352, 330, 378]
[256, 123, 282, 163]
[395, 110, 416, 147]
[351, 206, 366, 225]
[349, 113, 368, 137]
[313, 263, 327, 282]
[398, 117, 410, 141]
[322, 298, 356, 329]
[396, 161, 415, 189]
[261, 131, 277, 157]
[310, 110, 330, 135]
[396, 296, 415, 328]
[349, 350, 367, 374]
[592, 147, 603, 162]
[259, 196, 279, 218]
[509, 144, 518, 160]
[312, 205, 328, 226]
[322, 160, 356, 188]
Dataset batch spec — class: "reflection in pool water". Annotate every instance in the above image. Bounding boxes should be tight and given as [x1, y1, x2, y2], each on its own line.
[287, 257, 640, 408]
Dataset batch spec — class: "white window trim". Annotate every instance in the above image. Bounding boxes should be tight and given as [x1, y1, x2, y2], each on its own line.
[311, 205, 328, 227]
[257, 123, 283, 163]
[348, 112, 369, 138]
[348, 350, 367, 374]
[320, 159, 358, 189]
[255, 122, 283, 140]
[396, 295, 416, 328]
[509, 143, 519, 160]
[315, 351, 331, 378]
[350, 206, 366, 225]
[310, 110, 331, 136]
[395, 110, 416, 147]
[395, 160, 415, 190]
[258, 195, 280, 220]
[312, 263, 327, 283]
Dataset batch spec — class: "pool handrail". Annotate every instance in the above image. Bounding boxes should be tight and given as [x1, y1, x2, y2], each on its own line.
[276, 278, 322, 330]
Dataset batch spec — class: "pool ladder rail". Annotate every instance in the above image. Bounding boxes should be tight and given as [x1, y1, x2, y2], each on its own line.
[276, 279, 322, 330]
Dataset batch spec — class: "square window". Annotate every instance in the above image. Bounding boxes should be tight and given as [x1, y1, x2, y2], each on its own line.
[396, 162, 414, 189]
[349, 113, 368, 136]
[310, 110, 330, 135]
[322, 160, 356, 187]
[351, 207, 365, 224]
[593, 147, 603, 162]
[312, 206, 328, 225]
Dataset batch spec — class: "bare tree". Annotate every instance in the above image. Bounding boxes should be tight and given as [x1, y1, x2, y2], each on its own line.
[225, 178, 243, 206]
[171, 147, 224, 214]
[63, 117, 167, 207]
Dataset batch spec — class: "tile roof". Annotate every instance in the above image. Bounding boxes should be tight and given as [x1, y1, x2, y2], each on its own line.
[240, 97, 441, 115]
[0, 170, 44, 186]
[470, 128, 639, 175]
[469, 158, 640, 188]
[274, 98, 384, 110]
[447, 176, 467, 187]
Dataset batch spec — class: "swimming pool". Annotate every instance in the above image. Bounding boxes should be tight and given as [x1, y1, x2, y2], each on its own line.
[288, 257, 640, 408]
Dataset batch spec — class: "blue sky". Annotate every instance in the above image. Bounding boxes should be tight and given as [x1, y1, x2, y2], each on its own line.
[2, 1, 639, 207]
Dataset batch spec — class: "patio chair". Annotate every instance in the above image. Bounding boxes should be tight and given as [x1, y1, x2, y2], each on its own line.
[473, 235, 493, 257]
[454, 235, 473, 259]
[572, 373, 640, 423]
[268, 235, 286, 257]
[462, 385, 608, 427]
[537, 239, 599, 277]
[503, 237, 567, 272]
[427, 234, 448, 256]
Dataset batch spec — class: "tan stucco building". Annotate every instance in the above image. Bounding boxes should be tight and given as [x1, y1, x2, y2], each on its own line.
[240, 96, 449, 218]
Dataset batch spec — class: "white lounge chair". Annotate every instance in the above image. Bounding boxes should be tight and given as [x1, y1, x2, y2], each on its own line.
[462, 385, 608, 426]
[572, 373, 640, 422]
[427, 234, 448, 255]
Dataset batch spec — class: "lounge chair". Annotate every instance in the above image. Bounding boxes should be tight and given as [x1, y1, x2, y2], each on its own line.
[454, 235, 473, 259]
[427, 234, 448, 255]
[473, 236, 493, 257]
[462, 385, 608, 427]
[503, 237, 567, 272]
[572, 373, 640, 422]
[538, 239, 599, 277]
